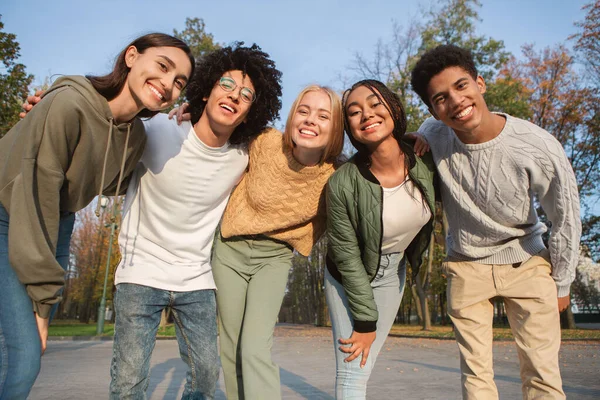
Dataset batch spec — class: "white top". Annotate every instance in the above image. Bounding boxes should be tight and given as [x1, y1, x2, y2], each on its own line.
[381, 179, 431, 254]
[115, 114, 249, 291]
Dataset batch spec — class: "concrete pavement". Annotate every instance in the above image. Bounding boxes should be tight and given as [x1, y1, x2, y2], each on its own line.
[31, 326, 600, 399]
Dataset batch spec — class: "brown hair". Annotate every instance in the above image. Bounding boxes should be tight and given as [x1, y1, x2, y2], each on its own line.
[283, 85, 344, 164]
[87, 33, 195, 118]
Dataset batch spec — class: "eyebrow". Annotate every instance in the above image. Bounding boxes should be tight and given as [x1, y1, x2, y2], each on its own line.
[298, 103, 331, 113]
[345, 93, 377, 109]
[158, 55, 189, 82]
[431, 77, 470, 101]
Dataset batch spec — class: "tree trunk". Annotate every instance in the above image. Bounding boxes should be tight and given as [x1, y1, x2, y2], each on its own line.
[414, 231, 435, 331]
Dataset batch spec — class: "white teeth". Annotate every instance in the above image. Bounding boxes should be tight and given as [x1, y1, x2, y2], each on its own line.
[300, 129, 317, 136]
[455, 106, 473, 119]
[363, 123, 380, 130]
[220, 104, 234, 113]
[148, 85, 164, 101]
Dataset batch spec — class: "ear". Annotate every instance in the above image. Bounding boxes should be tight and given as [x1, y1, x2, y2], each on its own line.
[125, 46, 139, 68]
[428, 107, 440, 121]
[476, 75, 486, 95]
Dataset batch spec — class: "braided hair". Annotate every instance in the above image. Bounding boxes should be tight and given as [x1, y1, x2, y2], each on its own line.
[343, 79, 415, 169]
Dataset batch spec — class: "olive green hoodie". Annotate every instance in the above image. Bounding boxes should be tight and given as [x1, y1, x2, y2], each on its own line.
[0, 75, 146, 318]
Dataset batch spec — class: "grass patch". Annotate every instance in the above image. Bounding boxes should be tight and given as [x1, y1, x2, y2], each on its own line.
[388, 324, 600, 340]
[48, 320, 176, 337]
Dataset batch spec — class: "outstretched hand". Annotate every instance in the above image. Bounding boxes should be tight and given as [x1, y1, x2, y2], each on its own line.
[19, 90, 44, 118]
[168, 102, 191, 125]
[338, 330, 376, 368]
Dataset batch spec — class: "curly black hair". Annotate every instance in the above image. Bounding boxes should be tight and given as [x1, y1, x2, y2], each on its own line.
[185, 42, 283, 146]
[411, 44, 478, 109]
[343, 79, 414, 169]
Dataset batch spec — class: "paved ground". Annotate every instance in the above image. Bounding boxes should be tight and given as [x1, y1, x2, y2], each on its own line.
[31, 325, 600, 399]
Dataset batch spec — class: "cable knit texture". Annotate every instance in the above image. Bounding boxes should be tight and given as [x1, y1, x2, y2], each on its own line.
[419, 114, 581, 297]
[220, 128, 335, 256]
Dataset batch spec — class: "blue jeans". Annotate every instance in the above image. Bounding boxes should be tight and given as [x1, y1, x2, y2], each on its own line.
[110, 283, 219, 400]
[0, 203, 74, 400]
[325, 252, 406, 400]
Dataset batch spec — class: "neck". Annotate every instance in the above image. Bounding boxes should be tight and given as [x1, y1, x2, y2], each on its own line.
[108, 89, 141, 124]
[193, 112, 232, 147]
[368, 136, 404, 174]
[292, 146, 323, 166]
[455, 112, 506, 144]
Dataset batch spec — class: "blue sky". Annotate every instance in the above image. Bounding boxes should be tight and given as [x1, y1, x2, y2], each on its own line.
[3, 0, 589, 124]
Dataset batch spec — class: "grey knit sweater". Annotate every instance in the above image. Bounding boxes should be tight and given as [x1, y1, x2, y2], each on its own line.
[419, 114, 581, 297]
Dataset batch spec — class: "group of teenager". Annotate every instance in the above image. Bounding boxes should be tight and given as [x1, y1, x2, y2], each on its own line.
[0, 30, 580, 400]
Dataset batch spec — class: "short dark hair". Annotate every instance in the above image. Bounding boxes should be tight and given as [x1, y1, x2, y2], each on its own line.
[185, 42, 283, 146]
[88, 33, 195, 119]
[343, 79, 414, 168]
[411, 44, 478, 108]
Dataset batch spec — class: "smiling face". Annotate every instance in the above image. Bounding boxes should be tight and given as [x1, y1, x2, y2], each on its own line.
[202, 70, 255, 138]
[345, 85, 395, 149]
[427, 66, 489, 140]
[124, 46, 192, 112]
[289, 90, 333, 157]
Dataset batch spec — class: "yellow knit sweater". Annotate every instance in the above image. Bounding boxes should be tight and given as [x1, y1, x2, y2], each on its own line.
[220, 128, 335, 256]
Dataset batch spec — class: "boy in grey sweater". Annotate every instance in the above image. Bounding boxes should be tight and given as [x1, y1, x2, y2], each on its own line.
[410, 45, 581, 400]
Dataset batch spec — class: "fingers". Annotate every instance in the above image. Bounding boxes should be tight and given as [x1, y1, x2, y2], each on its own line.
[176, 103, 191, 125]
[167, 107, 178, 120]
[343, 346, 362, 363]
[360, 346, 370, 368]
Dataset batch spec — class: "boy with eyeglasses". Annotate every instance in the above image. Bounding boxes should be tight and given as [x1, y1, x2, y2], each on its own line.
[410, 44, 581, 400]
[108, 43, 282, 399]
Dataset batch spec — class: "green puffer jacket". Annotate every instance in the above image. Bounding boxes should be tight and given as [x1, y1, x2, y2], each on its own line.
[326, 150, 437, 333]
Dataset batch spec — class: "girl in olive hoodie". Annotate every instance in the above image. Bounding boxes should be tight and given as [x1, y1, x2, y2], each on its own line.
[0, 33, 193, 399]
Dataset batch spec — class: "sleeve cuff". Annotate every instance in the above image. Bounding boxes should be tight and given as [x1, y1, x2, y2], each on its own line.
[556, 284, 571, 298]
[33, 302, 52, 319]
[353, 319, 377, 333]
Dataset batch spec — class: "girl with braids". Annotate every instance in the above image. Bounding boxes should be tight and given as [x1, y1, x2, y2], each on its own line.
[0, 33, 194, 399]
[210, 84, 345, 400]
[325, 79, 437, 399]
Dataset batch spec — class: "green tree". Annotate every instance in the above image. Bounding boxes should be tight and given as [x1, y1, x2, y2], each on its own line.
[173, 17, 220, 60]
[0, 15, 33, 138]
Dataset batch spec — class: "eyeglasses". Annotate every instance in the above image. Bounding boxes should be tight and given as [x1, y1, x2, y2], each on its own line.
[218, 77, 256, 103]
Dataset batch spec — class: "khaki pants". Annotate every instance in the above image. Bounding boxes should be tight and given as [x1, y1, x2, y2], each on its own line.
[443, 250, 565, 400]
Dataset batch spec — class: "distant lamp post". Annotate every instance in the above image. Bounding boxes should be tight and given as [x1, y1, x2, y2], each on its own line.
[96, 196, 118, 335]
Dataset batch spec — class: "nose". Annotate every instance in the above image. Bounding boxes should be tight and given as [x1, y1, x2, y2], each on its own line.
[305, 111, 316, 125]
[448, 89, 464, 107]
[228, 89, 241, 103]
[361, 108, 374, 122]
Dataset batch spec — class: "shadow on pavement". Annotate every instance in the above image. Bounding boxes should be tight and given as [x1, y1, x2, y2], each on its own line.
[280, 368, 334, 399]
[146, 358, 226, 399]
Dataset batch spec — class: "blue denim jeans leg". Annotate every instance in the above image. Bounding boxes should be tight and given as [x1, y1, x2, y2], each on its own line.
[0, 204, 74, 400]
[325, 252, 407, 400]
[110, 283, 219, 400]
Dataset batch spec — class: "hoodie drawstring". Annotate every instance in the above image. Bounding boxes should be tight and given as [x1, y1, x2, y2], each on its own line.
[95, 119, 114, 218]
[94, 119, 131, 222]
[111, 123, 131, 221]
